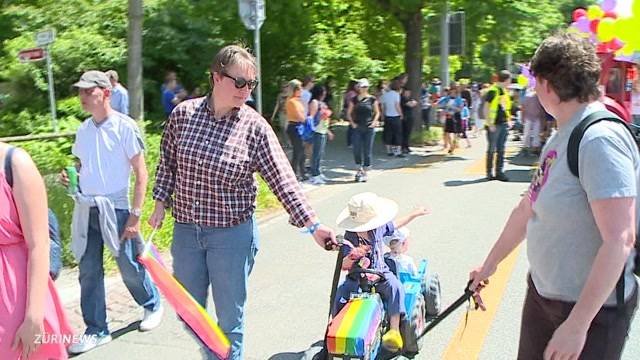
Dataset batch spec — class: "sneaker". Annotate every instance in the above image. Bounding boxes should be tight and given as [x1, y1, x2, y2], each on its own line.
[139, 305, 164, 331]
[387, 152, 394, 156]
[360, 173, 368, 182]
[319, 173, 329, 182]
[68, 333, 112, 354]
[310, 176, 326, 185]
[494, 173, 509, 182]
[354, 170, 363, 182]
[381, 329, 403, 352]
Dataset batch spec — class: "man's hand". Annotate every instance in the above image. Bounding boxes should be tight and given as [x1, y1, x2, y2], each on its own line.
[369, 121, 379, 128]
[148, 202, 166, 229]
[350, 121, 357, 129]
[58, 169, 69, 188]
[121, 214, 140, 241]
[468, 262, 497, 311]
[312, 224, 337, 250]
[543, 319, 588, 360]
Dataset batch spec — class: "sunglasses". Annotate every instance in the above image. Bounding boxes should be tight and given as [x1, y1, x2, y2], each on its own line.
[219, 71, 258, 90]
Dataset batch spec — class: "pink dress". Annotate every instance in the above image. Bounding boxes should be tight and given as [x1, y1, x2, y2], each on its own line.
[0, 171, 73, 359]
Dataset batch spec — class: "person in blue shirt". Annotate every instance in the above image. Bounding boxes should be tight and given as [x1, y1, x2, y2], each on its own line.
[105, 70, 129, 115]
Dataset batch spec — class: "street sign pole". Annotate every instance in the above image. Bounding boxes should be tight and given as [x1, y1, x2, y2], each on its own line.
[45, 45, 58, 132]
[254, 1, 262, 115]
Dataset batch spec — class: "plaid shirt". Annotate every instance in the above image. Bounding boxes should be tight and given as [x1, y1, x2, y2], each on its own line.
[153, 96, 315, 228]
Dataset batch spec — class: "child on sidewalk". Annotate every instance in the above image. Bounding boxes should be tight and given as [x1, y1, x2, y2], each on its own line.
[383, 227, 417, 276]
[334, 192, 428, 352]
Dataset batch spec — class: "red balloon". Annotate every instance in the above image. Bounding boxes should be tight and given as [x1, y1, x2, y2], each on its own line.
[596, 43, 609, 53]
[608, 38, 624, 51]
[603, 11, 617, 19]
[573, 8, 587, 22]
[590, 19, 600, 33]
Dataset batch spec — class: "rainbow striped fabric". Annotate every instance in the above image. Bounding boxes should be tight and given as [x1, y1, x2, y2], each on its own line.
[138, 239, 231, 359]
[326, 295, 383, 356]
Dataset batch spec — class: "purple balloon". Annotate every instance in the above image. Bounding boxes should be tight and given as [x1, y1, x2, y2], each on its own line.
[600, 0, 616, 12]
[574, 17, 591, 33]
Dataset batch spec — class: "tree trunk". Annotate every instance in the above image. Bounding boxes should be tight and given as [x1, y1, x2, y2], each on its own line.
[128, 0, 144, 121]
[402, 11, 423, 133]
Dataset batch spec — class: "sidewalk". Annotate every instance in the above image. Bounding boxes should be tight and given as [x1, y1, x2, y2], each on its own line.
[58, 124, 511, 358]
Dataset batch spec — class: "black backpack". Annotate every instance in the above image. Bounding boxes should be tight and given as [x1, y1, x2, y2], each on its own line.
[566, 110, 640, 306]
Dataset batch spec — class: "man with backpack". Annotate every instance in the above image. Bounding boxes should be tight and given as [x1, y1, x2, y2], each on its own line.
[469, 33, 639, 360]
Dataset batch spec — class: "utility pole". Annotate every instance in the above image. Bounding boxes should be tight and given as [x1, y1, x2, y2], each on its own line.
[440, 1, 450, 87]
[128, 0, 144, 121]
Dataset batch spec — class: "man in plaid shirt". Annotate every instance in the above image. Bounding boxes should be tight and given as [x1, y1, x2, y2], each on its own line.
[149, 45, 337, 359]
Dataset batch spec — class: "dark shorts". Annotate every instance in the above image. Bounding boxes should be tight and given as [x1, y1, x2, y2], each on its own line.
[518, 275, 637, 360]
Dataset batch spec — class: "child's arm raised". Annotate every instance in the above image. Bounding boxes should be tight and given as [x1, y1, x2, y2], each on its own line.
[394, 206, 430, 229]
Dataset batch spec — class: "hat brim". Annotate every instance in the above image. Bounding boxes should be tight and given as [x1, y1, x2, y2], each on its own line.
[336, 197, 398, 232]
[73, 80, 100, 89]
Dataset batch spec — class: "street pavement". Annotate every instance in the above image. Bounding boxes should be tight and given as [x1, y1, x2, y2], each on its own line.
[57, 125, 640, 359]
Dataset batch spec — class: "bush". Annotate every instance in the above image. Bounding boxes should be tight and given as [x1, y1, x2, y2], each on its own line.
[410, 126, 443, 146]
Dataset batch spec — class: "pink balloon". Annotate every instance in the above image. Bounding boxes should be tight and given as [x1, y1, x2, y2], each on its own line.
[601, 0, 616, 12]
[575, 17, 591, 32]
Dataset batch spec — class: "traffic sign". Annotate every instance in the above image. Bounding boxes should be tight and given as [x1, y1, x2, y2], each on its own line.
[17, 47, 45, 63]
[238, 0, 265, 30]
[35, 29, 56, 47]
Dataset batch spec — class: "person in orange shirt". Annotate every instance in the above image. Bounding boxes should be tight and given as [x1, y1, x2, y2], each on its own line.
[285, 79, 307, 181]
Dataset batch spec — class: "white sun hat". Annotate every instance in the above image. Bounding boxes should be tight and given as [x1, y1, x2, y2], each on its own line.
[383, 227, 410, 247]
[336, 192, 398, 232]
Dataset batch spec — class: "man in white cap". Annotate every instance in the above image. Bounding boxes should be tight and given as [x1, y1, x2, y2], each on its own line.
[61, 70, 163, 354]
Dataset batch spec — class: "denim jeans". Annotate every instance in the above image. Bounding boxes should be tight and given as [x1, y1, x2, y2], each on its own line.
[352, 126, 375, 168]
[79, 208, 161, 336]
[486, 123, 509, 175]
[171, 216, 259, 360]
[311, 132, 328, 177]
[48, 208, 62, 280]
[287, 123, 306, 178]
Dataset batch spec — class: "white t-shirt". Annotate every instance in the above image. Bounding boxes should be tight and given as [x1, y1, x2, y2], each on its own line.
[72, 112, 144, 196]
[380, 90, 401, 117]
[632, 91, 640, 115]
[387, 253, 417, 276]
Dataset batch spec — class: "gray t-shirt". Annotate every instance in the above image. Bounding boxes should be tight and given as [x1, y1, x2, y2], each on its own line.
[527, 101, 639, 305]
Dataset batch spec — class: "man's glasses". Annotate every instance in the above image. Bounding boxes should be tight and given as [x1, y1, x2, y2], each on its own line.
[220, 71, 258, 90]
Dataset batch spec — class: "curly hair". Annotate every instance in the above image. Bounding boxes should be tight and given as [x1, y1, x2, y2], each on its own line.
[530, 32, 600, 102]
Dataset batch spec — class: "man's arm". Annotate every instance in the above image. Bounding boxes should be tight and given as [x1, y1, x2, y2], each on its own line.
[130, 152, 148, 212]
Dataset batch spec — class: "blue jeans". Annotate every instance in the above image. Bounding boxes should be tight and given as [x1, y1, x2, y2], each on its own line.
[79, 208, 161, 336]
[486, 123, 509, 175]
[311, 132, 328, 177]
[352, 126, 375, 168]
[171, 217, 259, 360]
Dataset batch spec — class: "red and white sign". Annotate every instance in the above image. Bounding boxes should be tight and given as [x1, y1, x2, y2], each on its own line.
[17, 47, 45, 63]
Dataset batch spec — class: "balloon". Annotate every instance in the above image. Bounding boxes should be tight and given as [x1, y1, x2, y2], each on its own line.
[601, 0, 617, 12]
[575, 17, 591, 32]
[609, 38, 625, 51]
[587, 5, 604, 20]
[603, 11, 617, 19]
[597, 17, 616, 42]
[573, 8, 587, 22]
[589, 19, 600, 34]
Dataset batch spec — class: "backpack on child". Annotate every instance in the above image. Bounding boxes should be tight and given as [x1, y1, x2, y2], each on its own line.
[566, 110, 640, 306]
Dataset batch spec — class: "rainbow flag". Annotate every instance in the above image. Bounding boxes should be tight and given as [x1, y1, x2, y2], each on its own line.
[326, 296, 383, 356]
[137, 231, 231, 359]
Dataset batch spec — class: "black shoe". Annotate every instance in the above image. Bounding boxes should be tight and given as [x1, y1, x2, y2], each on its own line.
[396, 154, 406, 158]
[495, 173, 509, 182]
[486, 174, 495, 181]
[387, 153, 394, 156]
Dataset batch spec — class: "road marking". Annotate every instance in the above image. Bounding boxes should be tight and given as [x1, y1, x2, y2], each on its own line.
[442, 244, 523, 360]
[463, 147, 520, 175]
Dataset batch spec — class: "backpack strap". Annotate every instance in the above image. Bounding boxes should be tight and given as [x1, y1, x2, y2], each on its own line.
[567, 110, 636, 178]
[566, 110, 638, 311]
[3, 146, 15, 188]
